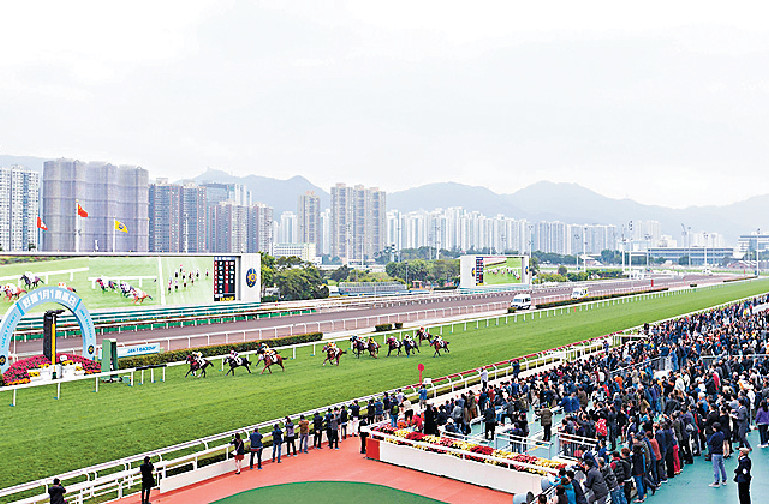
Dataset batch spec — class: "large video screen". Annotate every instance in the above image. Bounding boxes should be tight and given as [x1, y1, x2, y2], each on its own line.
[459, 255, 530, 289]
[478, 256, 524, 285]
[0, 255, 215, 314]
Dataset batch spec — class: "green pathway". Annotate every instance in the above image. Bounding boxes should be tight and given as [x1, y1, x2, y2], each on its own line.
[647, 429, 766, 504]
[211, 481, 447, 504]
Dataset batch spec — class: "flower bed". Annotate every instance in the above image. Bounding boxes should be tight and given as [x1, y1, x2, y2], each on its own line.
[370, 426, 565, 476]
[1, 354, 101, 386]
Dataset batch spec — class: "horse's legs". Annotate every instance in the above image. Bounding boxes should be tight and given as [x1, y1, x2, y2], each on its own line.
[246, 365, 252, 374]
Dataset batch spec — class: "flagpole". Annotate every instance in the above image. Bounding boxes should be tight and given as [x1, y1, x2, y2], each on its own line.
[113, 219, 116, 252]
[75, 199, 80, 253]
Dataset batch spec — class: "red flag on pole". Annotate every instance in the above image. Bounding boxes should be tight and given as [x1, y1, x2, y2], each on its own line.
[77, 204, 89, 217]
[37, 216, 48, 230]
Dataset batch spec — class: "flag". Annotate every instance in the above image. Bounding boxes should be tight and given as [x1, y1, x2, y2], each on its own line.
[77, 204, 89, 218]
[114, 220, 128, 233]
[37, 216, 48, 230]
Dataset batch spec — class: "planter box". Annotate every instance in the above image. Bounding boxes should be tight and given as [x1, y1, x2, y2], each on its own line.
[379, 441, 543, 495]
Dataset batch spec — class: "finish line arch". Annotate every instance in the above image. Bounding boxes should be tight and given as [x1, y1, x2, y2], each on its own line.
[0, 287, 97, 373]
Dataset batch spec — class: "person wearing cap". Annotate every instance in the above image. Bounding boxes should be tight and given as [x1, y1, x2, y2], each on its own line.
[708, 422, 727, 487]
[734, 447, 752, 504]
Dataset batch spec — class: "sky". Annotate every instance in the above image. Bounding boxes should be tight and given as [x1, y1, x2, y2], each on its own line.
[1, 1, 768, 208]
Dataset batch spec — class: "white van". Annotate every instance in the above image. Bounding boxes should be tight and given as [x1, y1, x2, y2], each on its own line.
[510, 293, 532, 310]
[571, 287, 589, 300]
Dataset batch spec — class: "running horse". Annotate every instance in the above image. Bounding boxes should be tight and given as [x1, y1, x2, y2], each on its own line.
[416, 327, 433, 346]
[350, 336, 367, 359]
[185, 355, 213, 377]
[322, 345, 346, 366]
[3, 284, 26, 301]
[367, 340, 380, 359]
[224, 355, 252, 375]
[20, 274, 44, 289]
[386, 336, 403, 357]
[258, 352, 285, 373]
[432, 339, 450, 357]
[132, 289, 153, 304]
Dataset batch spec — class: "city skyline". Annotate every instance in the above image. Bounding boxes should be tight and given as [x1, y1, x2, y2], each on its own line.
[3, 2, 769, 208]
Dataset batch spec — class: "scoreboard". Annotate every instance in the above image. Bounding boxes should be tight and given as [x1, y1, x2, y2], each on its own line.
[213, 257, 237, 301]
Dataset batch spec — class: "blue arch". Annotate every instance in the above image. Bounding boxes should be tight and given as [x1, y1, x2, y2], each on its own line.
[0, 287, 96, 373]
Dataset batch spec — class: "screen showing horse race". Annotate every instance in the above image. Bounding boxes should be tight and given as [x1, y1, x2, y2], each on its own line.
[458, 255, 531, 290]
[0, 253, 261, 314]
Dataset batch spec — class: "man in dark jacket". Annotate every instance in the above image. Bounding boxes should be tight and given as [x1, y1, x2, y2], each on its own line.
[48, 478, 66, 504]
[312, 411, 324, 449]
[583, 458, 610, 504]
[734, 448, 752, 504]
[540, 405, 553, 442]
[483, 405, 496, 440]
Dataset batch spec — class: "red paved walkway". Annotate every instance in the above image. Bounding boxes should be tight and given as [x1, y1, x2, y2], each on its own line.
[113, 437, 513, 504]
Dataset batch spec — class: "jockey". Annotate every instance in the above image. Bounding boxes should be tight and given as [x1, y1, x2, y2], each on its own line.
[368, 336, 376, 345]
[434, 334, 443, 345]
[192, 351, 204, 367]
[328, 341, 336, 349]
[404, 333, 413, 343]
[229, 348, 239, 360]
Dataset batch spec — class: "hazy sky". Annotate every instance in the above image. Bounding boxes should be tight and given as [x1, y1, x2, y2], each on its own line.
[2, 1, 768, 208]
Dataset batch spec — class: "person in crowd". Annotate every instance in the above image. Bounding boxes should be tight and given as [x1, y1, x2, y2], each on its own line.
[756, 401, 769, 448]
[313, 411, 324, 449]
[249, 427, 263, 469]
[284, 416, 297, 457]
[48, 478, 66, 504]
[231, 433, 245, 474]
[298, 414, 310, 454]
[735, 447, 752, 504]
[138, 456, 155, 504]
[272, 423, 283, 463]
[708, 423, 726, 487]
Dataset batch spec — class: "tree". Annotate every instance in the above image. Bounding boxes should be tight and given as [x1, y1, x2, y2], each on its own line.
[261, 254, 275, 291]
[557, 265, 567, 276]
[273, 266, 329, 300]
[329, 265, 351, 283]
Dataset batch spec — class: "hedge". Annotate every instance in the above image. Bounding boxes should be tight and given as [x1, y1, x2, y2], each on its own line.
[394, 322, 404, 329]
[374, 323, 393, 332]
[119, 332, 323, 368]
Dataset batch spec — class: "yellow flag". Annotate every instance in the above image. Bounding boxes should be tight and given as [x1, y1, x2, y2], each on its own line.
[114, 220, 128, 233]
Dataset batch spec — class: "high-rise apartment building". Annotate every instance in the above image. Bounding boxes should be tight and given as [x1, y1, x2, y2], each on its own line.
[0, 166, 39, 251]
[250, 202, 274, 255]
[41, 159, 149, 252]
[148, 180, 207, 253]
[148, 179, 181, 253]
[211, 201, 249, 253]
[298, 191, 322, 253]
[180, 184, 207, 253]
[330, 183, 386, 263]
[279, 211, 298, 244]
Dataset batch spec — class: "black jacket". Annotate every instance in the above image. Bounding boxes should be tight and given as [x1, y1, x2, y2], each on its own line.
[735, 455, 752, 484]
[48, 485, 66, 504]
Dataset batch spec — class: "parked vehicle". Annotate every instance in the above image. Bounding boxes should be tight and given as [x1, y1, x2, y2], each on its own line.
[510, 293, 532, 310]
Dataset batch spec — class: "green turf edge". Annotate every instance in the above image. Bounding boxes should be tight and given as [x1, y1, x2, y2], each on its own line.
[210, 480, 449, 504]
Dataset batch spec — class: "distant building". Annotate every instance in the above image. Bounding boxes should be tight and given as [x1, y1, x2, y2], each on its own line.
[273, 242, 318, 264]
[180, 184, 207, 253]
[211, 201, 248, 253]
[247, 202, 274, 255]
[330, 183, 386, 263]
[41, 159, 149, 252]
[0, 165, 39, 251]
[648, 246, 734, 265]
[279, 211, 298, 244]
[200, 182, 250, 251]
[148, 179, 181, 253]
[738, 233, 769, 254]
[298, 191, 322, 253]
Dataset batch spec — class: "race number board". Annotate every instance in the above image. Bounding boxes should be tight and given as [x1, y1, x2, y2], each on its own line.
[214, 257, 236, 301]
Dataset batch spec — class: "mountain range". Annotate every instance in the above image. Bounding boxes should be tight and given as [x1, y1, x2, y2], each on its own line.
[1, 155, 765, 242]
